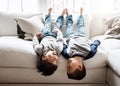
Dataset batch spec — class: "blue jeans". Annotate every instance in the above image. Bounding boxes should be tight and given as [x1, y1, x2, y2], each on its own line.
[42, 14, 64, 37]
[66, 15, 85, 37]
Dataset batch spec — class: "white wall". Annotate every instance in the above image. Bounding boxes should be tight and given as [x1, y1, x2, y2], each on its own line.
[0, 0, 120, 14]
[0, 0, 47, 14]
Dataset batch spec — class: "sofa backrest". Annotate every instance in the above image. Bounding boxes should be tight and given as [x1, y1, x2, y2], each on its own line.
[1, 11, 120, 38]
[0, 12, 44, 37]
[0, 12, 90, 38]
[89, 12, 120, 38]
[0, 12, 17, 36]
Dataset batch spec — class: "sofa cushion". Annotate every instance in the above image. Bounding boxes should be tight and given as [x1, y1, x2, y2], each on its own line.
[89, 12, 120, 38]
[90, 15, 108, 38]
[0, 36, 36, 68]
[91, 35, 120, 51]
[15, 14, 44, 40]
[107, 49, 120, 76]
[84, 47, 106, 69]
[0, 36, 106, 69]
[0, 12, 17, 36]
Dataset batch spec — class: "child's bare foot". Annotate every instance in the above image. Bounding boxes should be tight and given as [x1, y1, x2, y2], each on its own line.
[48, 8, 52, 14]
[80, 7, 83, 15]
[61, 8, 66, 16]
[66, 8, 68, 15]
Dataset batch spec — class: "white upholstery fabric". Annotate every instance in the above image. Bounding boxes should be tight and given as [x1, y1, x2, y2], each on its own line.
[0, 36, 106, 84]
[0, 36, 36, 68]
[107, 49, 120, 76]
[100, 38, 120, 51]
[0, 12, 17, 36]
[91, 35, 120, 51]
[0, 84, 106, 86]
[0, 35, 106, 84]
[89, 15, 107, 38]
[107, 68, 120, 86]
[84, 48, 106, 69]
[0, 36, 106, 69]
[89, 12, 120, 38]
[0, 68, 106, 83]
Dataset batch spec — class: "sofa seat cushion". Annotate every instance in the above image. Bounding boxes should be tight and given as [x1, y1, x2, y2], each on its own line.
[0, 36, 106, 69]
[0, 36, 36, 68]
[0, 12, 17, 36]
[91, 35, 120, 51]
[107, 49, 120, 76]
[84, 48, 106, 69]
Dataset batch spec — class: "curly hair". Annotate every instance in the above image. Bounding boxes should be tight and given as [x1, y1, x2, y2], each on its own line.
[36, 57, 57, 76]
[67, 63, 86, 80]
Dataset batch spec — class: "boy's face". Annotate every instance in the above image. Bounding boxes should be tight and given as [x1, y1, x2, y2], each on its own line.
[67, 57, 83, 74]
[42, 51, 58, 65]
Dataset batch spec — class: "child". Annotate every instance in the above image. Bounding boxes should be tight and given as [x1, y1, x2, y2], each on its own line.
[61, 8, 101, 80]
[33, 8, 66, 76]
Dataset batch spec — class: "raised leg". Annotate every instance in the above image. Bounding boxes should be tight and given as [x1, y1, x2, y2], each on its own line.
[66, 9, 74, 37]
[42, 8, 52, 35]
[53, 9, 66, 30]
[77, 7, 86, 35]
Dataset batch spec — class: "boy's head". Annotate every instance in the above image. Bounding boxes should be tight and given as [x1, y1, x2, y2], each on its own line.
[37, 50, 58, 76]
[67, 56, 86, 80]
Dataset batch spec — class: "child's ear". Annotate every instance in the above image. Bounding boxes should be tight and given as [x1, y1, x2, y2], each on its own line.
[41, 55, 46, 60]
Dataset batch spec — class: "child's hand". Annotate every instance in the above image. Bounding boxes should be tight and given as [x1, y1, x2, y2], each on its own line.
[36, 32, 42, 38]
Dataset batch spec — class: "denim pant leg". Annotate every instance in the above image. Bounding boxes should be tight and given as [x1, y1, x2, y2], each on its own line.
[66, 15, 74, 37]
[42, 14, 51, 35]
[77, 15, 86, 35]
[53, 16, 64, 30]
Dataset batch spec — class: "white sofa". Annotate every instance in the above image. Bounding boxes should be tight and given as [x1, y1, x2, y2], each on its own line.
[90, 12, 120, 86]
[0, 11, 119, 86]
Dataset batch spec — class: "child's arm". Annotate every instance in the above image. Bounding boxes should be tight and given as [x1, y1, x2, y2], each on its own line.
[61, 43, 70, 59]
[85, 40, 101, 60]
[32, 34, 43, 55]
[53, 29, 64, 52]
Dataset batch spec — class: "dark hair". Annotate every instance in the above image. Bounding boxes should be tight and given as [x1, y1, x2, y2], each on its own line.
[67, 63, 86, 80]
[36, 57, 57, 76]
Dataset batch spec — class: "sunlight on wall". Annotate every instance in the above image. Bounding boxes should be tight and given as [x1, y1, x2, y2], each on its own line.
[0, 0, 120, 14]
[22, 0, 41, 13]
[8, 0, 22, 13]
[90, 0, 114, 14]
[0, 0, 8, 12]
[115, 0, 120, 10]
[48, 0, 86, 14]
[0, 0, 41, 13]
[48, 0, 120, 15]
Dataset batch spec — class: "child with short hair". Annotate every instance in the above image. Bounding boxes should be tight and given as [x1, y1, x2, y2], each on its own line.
[61, 8, 101, 80]
[33, 8, 66, 76]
